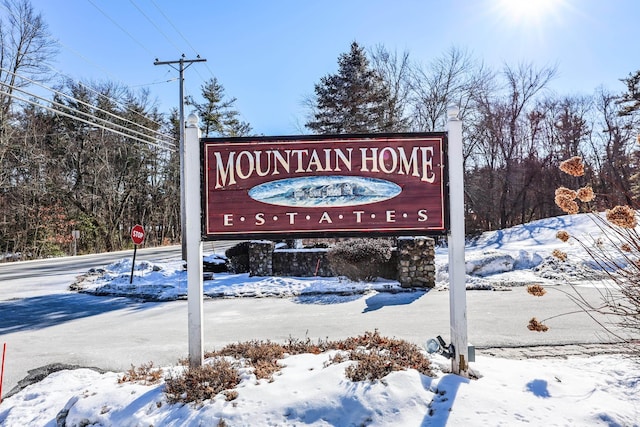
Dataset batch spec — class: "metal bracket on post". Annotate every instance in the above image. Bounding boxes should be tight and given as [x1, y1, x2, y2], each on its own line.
[447, 105, 469, 377]
[184, 113, 204, 368]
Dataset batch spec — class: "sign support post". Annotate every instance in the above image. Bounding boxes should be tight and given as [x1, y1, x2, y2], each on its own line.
[184, 113, 204, 368]
[130, 224, 145, 284]
[447, 105, 469, 376]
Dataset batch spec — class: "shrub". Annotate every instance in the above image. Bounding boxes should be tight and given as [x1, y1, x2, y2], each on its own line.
[334, 330, 433, 381]
[225, 241, 250, 273]
[118, 362, 163, 385]
[164, 359, 240, 405]
[203, 332, 432, 386]
[210, 340, 285, 380]
[207, 337, 330, 381]
[327, 238, 393, 281]
[533, 155, 640, 352]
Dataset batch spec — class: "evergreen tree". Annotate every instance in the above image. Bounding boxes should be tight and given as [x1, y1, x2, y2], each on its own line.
[618, 70, 640, 116]
[186, 77, 252, 137]
[306, 41, 392, 134]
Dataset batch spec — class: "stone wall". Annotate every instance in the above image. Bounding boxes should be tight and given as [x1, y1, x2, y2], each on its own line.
[248, 240, 274, 276]
[396, 237, 436, 288]
[247, 237, 435, 288]
[272, 249, 334, 277]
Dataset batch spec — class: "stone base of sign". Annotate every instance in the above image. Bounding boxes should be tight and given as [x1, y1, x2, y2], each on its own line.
[273, 249, 335, 277]
[396, 237, 436, 288]
[247, 237, 435, 288]
[248, 241, 274, 276]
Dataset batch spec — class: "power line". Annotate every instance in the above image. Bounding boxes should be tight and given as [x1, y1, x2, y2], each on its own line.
[147, 0, 218, 90]
[4, 83, 174, 150]
[1, 67, 175, 146]
[1, 88, 174, 151]
[129, 0, 183, 54]
[0, 1, 174, 141]
[149, 0, 200, 56]
[86, 0, 155, 58]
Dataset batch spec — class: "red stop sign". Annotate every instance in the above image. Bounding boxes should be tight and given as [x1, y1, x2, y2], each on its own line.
[131, 224, 145, 245]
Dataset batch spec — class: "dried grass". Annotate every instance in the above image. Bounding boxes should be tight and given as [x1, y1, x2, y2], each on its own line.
[118, 362, 163, 385]
[166, 331, 433, 405]
[164, 359, 240, 405]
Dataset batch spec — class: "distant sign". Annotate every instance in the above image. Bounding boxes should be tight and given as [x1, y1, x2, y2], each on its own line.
[202, 133, 448, 240]
[131, 224, 145, 245]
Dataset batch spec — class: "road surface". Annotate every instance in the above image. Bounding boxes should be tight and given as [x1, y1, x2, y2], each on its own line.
[0, 245, 634, 398]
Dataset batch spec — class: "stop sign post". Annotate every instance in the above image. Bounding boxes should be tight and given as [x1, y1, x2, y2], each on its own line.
[130, 224, 145, 284]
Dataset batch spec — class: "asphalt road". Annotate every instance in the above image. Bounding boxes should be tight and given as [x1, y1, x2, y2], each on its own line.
[0, 245, 635, 398]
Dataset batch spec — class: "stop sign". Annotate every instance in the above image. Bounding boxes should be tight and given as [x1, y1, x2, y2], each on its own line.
[131, 224, 145, 245]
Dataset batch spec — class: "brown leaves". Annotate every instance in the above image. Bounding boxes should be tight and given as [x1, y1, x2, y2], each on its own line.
[527, 284, 547, 297]
[559, 156, 585, 177]
[554, 187, 579, 214]
[552, 249, 568, 262]
[527, 318, 549, 332]
[606, 205, 638, 229]
[576, 186, 595, 203]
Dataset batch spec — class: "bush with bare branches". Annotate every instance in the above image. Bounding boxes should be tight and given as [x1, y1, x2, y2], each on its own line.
[528, 155, 640, 351]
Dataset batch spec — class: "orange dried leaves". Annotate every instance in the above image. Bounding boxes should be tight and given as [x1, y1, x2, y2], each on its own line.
[552, 249, 567, 261]
[555, 187, 579, 214]
[559, 156, 585, 177]
[576, 186, 595, 203]
[606, 205, 637, 228]
[527, 284, 547, 297]
[527, 318, 549, 332]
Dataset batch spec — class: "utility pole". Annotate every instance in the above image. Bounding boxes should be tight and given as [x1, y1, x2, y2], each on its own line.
[154, 55, 206, 261]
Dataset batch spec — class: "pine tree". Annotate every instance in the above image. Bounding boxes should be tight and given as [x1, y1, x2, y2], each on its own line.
[618, 70, 640, 116]
[186, 77, 252, 137]
[306, 42, 393, 134]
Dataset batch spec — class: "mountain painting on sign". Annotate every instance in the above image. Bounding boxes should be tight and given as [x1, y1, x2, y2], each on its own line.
[248, 176, 402, 208]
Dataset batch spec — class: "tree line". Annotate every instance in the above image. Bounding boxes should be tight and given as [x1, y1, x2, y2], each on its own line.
[1, 0, 639, 259]
[306, 42, 640, 234]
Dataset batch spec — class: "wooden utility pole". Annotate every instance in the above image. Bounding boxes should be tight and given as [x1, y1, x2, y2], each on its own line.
[154, 55, 206, 261]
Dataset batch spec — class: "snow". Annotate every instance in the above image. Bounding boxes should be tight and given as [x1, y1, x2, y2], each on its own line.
[1, 212, 639, 426]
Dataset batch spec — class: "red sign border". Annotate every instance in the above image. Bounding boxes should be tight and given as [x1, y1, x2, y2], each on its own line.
[131, 224, 145, 245]
[201, 132, 449, 240]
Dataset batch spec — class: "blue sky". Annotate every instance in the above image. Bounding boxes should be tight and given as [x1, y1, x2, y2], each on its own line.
[22, 0, 640, 135]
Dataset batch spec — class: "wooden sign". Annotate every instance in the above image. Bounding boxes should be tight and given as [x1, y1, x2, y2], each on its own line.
[202, 133, 448, 240]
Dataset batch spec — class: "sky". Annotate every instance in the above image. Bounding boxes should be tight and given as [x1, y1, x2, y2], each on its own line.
[18, 0, 640, 136]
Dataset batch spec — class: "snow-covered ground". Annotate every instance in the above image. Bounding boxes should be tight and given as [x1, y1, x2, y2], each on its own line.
[1, 213, 639, 426]
[68, 212, 613, 301]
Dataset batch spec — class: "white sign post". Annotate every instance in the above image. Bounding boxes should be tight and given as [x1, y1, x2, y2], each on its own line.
[447, 105, 469, 376]
[184, 113, 204, 368]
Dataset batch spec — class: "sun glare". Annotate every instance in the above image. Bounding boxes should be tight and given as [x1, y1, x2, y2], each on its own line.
[495, 0, 566, 27]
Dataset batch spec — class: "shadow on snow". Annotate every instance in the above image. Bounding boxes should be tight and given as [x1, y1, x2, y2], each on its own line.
[0, 293, 153, 334]
[420, 373, 470, 426]
[363, 290, 428, 313]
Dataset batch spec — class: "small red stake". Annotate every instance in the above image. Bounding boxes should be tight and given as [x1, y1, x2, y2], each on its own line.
[0, 342, 6, 404]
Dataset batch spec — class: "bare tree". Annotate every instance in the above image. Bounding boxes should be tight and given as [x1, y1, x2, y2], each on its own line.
[589, 87, 639, 206]
[467, 62, 557, 229]
[369, 44, 412, 132]
[408, 46, 492, 133]
[0, 0, 57, 120]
